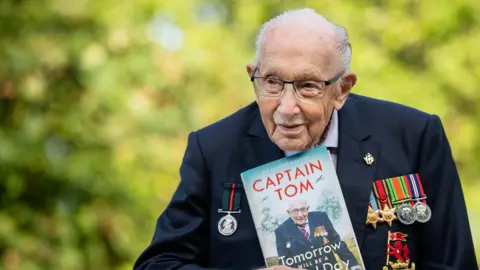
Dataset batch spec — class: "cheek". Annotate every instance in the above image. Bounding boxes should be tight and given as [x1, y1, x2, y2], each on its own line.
[300, 102, 326, 121]
[301, 104, 327, 132]
[257, 99, 278, 124]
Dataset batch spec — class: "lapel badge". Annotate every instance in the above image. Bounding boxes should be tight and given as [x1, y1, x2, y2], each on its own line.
[384, 231, 416, 269]
[364, 153, 374, 166]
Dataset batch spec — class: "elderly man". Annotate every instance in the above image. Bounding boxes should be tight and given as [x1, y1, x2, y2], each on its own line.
[134, 8, 477, 270]
[275, 199, 361, 269]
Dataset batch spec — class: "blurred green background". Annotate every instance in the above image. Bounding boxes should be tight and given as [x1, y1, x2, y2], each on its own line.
[0, 0, 478, 269]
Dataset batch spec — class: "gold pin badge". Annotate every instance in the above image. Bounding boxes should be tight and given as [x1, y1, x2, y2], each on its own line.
[364, 153, 374, 166]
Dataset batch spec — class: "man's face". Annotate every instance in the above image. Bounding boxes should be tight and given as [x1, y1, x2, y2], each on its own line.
[287, 201, 309, 226]
[223, 219, 232, 229]
[247, 25, 356, 151]
[402, 208, 411, 219]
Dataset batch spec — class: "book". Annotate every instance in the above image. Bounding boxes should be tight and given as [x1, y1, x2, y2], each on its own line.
[241, 146, 365, 270]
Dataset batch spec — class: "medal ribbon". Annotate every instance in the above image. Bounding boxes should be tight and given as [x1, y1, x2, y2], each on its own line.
[221, 183, 242, 212]
[385, 177, 412, 209]
[406, 173, 427, 204]
[369, 192, 379, 211]
[372, 179, 393, 209]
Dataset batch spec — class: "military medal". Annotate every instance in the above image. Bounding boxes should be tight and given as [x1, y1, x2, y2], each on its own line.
[397, 204, 416, 225]
[371, 178, 395, 228]
[285, 236, 292, 248]
[413, 201, 431, 223]
[217, 213, 237, 236]
[369, 173, 431, 227]
[366, 193, 382, 229]
[384, 176, 421, 225]
[380, 204, 397, 227]
[366, 205, 381, 229]
[406, 173, 432, 223]
[218, 183, 243, 236]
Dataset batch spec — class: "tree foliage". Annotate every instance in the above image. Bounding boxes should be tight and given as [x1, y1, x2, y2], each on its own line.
[0, 0, 478, 269]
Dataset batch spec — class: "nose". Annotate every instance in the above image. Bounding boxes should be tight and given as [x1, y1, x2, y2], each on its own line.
[277, 84, 300, 117]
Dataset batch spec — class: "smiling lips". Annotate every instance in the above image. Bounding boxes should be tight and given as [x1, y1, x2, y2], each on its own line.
[277, 124, 304, 136]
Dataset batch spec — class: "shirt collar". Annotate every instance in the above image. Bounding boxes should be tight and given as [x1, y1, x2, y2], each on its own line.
[284, 109, 339, 157]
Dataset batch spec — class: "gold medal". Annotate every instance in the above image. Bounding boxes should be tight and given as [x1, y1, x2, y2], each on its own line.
[380, 204, 396, 227]
[366, 205, 381, 229]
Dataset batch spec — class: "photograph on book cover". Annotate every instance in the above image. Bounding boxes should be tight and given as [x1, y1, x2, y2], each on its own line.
[241, 146, 364, 270]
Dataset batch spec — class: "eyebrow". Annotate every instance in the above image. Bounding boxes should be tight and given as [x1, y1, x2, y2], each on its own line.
[261, 70, 325, 81]
[295, 70, 325, 81]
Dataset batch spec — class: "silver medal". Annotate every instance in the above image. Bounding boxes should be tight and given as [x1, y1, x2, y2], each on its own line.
[397, 204, 416, 225]
[414, 202, 432, 223]
[218, 213, 237, 236]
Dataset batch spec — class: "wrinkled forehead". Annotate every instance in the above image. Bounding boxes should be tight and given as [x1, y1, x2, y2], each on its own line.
[259, 27, 342, 79]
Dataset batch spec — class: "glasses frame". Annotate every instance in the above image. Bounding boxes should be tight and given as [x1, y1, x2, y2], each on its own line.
[289, 207, 309, 215]
[250, 67, 344, 99]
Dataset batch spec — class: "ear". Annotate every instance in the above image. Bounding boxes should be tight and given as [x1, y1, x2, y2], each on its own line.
[246, 64, 256, 78]
[333, 72, 357, 110]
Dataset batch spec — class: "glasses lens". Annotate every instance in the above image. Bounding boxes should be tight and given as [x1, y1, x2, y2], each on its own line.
[294, 80, 326, 98]
[254, 78, 283, 96]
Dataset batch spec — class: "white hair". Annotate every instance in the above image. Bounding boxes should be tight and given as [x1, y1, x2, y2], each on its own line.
[287, 198, 309, 210]
[253, 8, 352, 71]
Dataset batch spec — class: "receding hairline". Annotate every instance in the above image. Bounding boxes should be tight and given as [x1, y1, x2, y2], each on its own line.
[254, 8, 352, 71]
[287, 198, 309, 210]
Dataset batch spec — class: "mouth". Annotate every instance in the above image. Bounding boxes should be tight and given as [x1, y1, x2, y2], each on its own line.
[277, 124, 304, 135]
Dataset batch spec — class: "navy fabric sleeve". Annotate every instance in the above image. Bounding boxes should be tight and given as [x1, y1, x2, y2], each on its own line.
[416, 115, 477, 269]
[134, 132, 223, 270]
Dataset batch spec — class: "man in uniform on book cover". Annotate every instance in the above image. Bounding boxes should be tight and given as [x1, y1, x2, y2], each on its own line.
[134, 8, 477, 270]
[275, 199, 361, 269]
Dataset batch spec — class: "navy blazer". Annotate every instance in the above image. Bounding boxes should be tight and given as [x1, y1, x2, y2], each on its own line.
[275, 211, 358, 268]
[134, 94, 477, 270]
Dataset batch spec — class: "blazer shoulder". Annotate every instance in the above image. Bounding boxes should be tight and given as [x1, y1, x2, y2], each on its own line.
[308, 211, 329, 221]
[275, 218, 293, 234]
[192, 101, 259, 152]
[349, 94, 437, 132]
[351, 94, 432, 120]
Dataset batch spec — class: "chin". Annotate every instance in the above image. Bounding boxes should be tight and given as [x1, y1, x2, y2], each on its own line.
[274, 138, 311, 151]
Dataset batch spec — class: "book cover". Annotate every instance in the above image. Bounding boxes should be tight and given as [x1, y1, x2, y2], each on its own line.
[241, 146, 365, 270]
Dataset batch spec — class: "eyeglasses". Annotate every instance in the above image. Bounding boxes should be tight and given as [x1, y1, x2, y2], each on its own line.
[250, 67, 344, 99]
[289, 207, 309, 215]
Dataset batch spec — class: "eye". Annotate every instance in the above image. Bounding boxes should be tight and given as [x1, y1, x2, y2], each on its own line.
[265, 78, 282, 85]
[299, 81, 322, 90]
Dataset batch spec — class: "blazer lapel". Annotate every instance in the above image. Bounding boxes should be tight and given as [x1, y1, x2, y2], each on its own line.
[286, 218, 311, 245]
[238, 109, 284, 173]
[337, 96, 380, 247]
